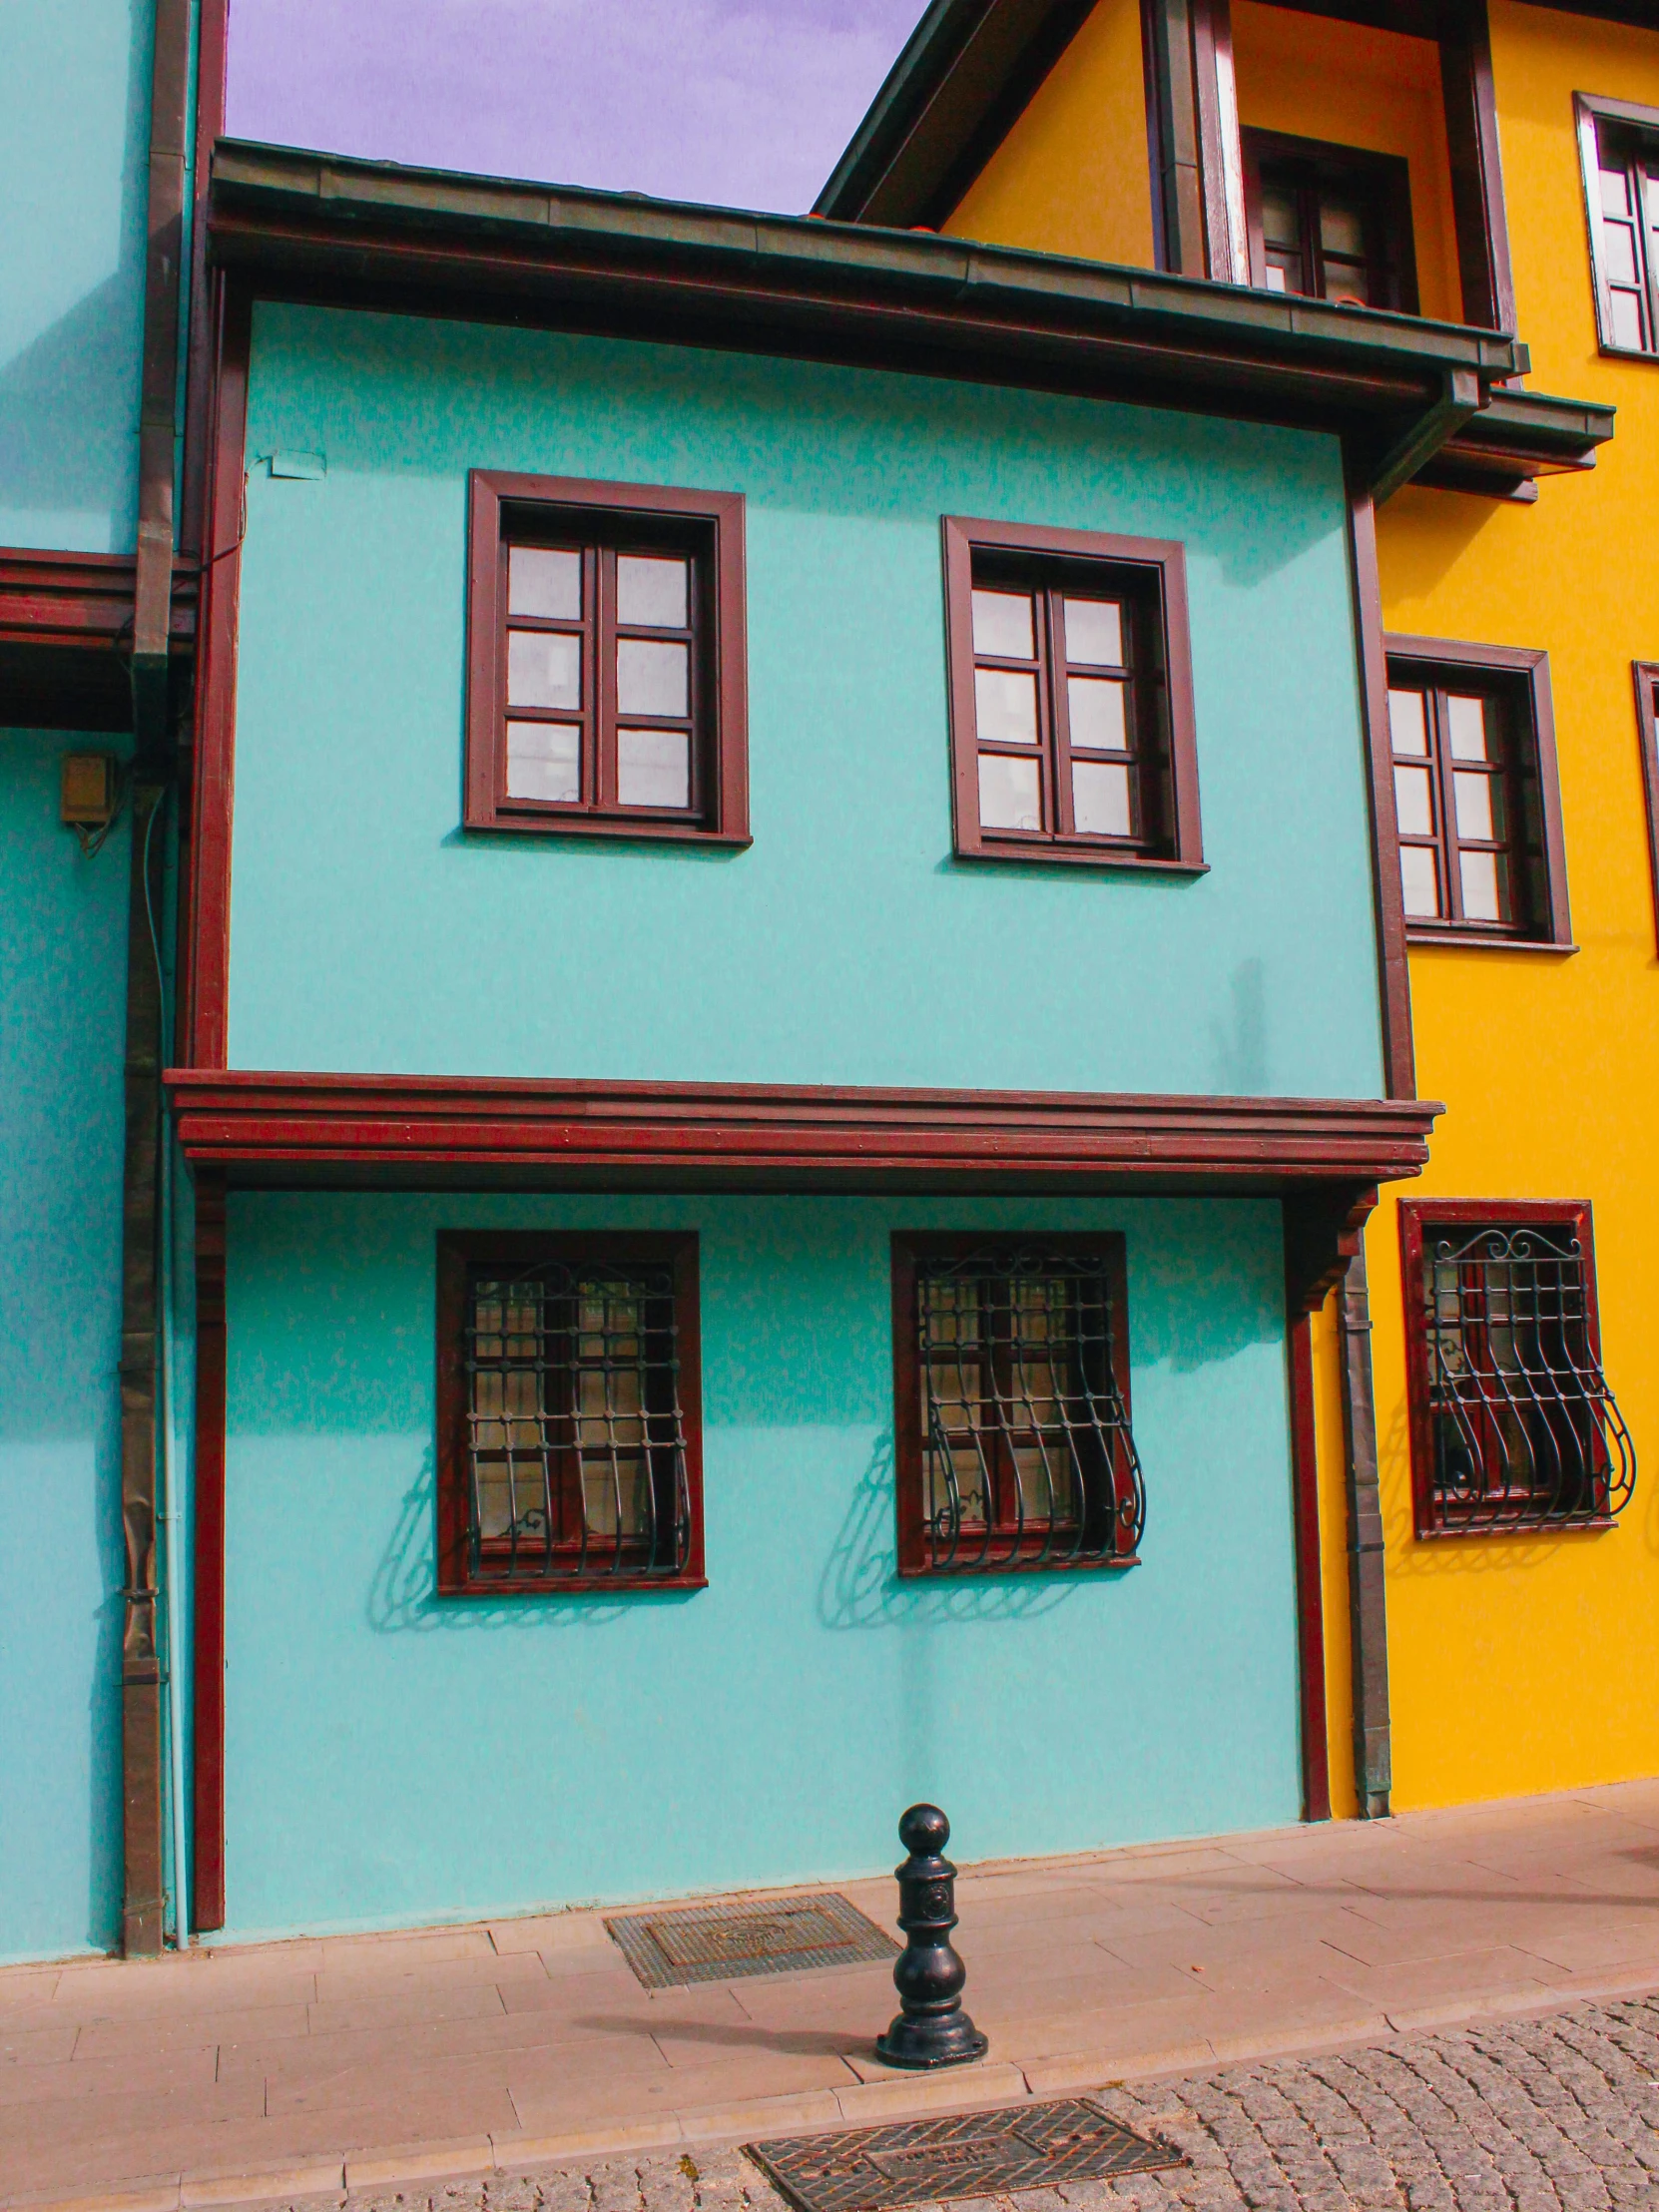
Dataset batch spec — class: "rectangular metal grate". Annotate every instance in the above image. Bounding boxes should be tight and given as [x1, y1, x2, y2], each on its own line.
[747, 2098, 1182, 2212]
[608, 1892, 898, 1989]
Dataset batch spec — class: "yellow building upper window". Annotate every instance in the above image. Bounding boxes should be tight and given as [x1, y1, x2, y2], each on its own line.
[1242, 130, 1418, 311]
[1577, 92, 1659, 356]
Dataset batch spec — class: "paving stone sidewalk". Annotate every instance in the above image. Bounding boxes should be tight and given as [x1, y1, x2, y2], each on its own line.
[339, 1998, 1659, 2212]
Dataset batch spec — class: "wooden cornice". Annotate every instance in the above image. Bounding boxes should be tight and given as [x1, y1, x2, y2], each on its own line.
[0, 549, 198, 734]
[164, 1070, 1441, 1193]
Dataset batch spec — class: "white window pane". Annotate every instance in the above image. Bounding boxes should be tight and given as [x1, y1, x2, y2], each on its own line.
[617, 727, 691, 809]
[1067, 676, 1128, 752]
[1601, 167, 1632, 218]
[506, 722, 580, 803]
[1460, 847, 1503, 922]
[508, 546, 581, 620]
[617, 638, 689, 717]
[971, 589, 1034, 659]
[1445, 694, 1489, 761]
[1264, 265, 1289, 292]
[1604, 220, 1641, 285]
[1063, 598, 1123, 667]
[974, 666, 1038, 744]
[1610, 286, 1646, 349]
[1453, 771, 1495, 841]
[1393, 764, 1433, 836]
[1073, 760, 1132, 836]
[978, 752, 1041, 831]
[507, 629, 582, 709]
[1387, 689, 1429, 757]
[1399, 843, 1440, 917]
[617, 554, 688, 628]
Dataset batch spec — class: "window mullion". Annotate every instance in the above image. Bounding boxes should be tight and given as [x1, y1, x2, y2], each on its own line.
[1431, 689, 1463, 923]
[592, 545, 614, 812]
[1047, 590, 1074, 838]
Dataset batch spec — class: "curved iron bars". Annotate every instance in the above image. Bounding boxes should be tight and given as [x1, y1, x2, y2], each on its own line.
[916, 1243, 1144, 1573]
[463, 1258, 691, 1582]
[1421, 1225, 1635, 1530]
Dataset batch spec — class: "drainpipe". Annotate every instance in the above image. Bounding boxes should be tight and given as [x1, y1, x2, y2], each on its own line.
[1339, 1242, 1392, 1818]
[121, 0, 194, 1958]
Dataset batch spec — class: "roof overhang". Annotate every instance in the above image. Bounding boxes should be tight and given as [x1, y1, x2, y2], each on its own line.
[210, 140, 1525, 491]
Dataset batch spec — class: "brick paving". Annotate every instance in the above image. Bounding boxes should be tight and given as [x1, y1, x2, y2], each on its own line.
[335, 1999, 1659, 2212]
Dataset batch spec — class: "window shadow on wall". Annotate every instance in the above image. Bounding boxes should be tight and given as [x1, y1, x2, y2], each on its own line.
[364, 1451, 640, 1632]
[816, 1431, 1079, 1630]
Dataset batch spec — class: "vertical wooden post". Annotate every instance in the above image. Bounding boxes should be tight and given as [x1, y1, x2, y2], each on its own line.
[1286, 1310, 1332, 1823]
[191, 1172, 228, 1932]
[1142, 0, 1208, 276]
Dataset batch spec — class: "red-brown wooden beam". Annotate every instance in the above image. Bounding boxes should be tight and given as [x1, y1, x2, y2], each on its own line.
[166, 1069, 1438, 1189]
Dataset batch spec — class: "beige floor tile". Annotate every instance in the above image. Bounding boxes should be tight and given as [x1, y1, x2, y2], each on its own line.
[310, 1947, 547, 2005]
[313, 1927, 498, 1971]
[305, 1981, 510, 2037]
[0, 2045, 219, 2108]
[1317, 1942, 1570, 2008]
[0, 2024, 79, 2065]
[485, 1914, 614, 1957]
[0, 1970, 64, 2013]
[506, 2046, 854, 2134]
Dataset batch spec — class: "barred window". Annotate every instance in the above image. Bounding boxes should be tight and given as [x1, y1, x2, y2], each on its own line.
[436, 1234, 704, 1592]
[890, 1235, 1144, 1575]
[1400, 1205, 1635, 1537]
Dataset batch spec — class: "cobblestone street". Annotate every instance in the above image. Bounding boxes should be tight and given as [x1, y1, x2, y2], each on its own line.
[341, 2001, 1659, 2212]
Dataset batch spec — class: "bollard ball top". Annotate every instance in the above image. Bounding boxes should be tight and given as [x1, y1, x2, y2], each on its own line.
[898, 1803, 950, 1856]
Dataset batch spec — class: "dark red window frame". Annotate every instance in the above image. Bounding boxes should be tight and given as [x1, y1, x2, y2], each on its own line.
[465, 472, 749, 844]
[1636, 662, 1659, 954]
[1242, 129, 1419, 313]
[435, 1232, 706, 1594]
[941, 517, 1203, 871]
[1576, 92, 1659, 359]
[890, 1231, 1144, 1577]
[1398, 1200, 1636, 1540]
[1383, 635, 1571, 949]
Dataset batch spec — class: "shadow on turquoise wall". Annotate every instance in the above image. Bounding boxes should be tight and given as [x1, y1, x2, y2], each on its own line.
[0, 733, 131, 1959]
[0, 2, 153, 552]
[220, 1188, 1301, 1940]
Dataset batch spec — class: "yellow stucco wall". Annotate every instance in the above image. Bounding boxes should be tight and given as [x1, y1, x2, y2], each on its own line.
[942, 0, 1156, 267]
[1231, 0, 1464, 322]
[1371, 0, 1659, 1808]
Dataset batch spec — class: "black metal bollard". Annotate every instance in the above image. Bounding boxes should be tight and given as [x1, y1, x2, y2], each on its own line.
[874, 1804, 988, 2069]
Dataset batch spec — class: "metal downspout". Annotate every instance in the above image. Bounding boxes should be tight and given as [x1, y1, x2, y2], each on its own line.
[121, 0, 194, 1958]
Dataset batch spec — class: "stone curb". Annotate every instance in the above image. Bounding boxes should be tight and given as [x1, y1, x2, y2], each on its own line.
[8, 1966, 1656, 2212]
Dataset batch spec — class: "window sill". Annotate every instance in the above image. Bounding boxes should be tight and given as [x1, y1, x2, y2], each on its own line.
[440, 1573, 709, 1595]
[1405, 926, 1577, 953]
[955, 843, 1208, 876]
[1597, 340, 1659, 364]
[897, 1552, 1140, 1577]
[1413, 1517, 1616, 1541]
[464, 813, 752, 849]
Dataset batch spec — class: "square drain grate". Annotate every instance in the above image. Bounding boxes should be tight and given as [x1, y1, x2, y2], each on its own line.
[607, 1892, 898, 1989]
[747, 2098, 1183, 2212]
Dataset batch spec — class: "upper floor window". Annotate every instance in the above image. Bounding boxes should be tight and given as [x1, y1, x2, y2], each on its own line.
[1577, 94, 1659, 357]
[940, 518, 1202, 871]
[1399, 1202, 1635, 1537]
[1384, 638, 1571, 949]
[1242, 131, 1418, 312]
[1636, 662, 1659, 953]
[465, 473, 749, 845]
[890, 1234, 1145, 1576]
[435, 1233, 705, 1593]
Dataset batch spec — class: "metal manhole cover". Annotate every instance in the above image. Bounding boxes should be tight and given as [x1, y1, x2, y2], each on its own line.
[607, 1892, 898, 1989]
[747, 2098, 1183, 2212]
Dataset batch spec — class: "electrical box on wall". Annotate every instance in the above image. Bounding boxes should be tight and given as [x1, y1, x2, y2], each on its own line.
[60, 753, 118, 829]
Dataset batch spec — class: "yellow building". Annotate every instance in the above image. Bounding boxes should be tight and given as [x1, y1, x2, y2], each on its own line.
[824, 0, 1658, 1818]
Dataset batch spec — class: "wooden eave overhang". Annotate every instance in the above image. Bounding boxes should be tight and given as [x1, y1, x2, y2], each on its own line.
[164, 1069, 1440, 1197]
[209, 139, 1522, 482]
[1420, 387, 1615, 497]
[0, 549, 197, 734]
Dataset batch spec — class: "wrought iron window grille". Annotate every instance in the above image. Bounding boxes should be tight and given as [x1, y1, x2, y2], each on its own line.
[904, 1241, 1145, 1575]
[462, 1258, 692, 1583]
[1415, 1222, 1635, 1533]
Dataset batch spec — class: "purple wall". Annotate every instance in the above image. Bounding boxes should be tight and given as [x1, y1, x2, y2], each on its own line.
[226, 0, 923, 213]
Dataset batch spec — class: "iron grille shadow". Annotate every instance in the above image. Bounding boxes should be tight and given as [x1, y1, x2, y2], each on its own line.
[747, 2097, 1184, 2212]
[607, 1892, 898, 1989]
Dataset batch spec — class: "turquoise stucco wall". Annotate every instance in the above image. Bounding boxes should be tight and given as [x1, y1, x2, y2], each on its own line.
[0, 2, 154, 552]
[222, 1188, 1299, 1938]
[228, 304, 1385, 1098]
[0, 734, 130, 1959]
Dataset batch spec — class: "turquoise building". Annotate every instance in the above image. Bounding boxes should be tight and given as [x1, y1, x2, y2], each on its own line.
[5, 3, 1526, 1960]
